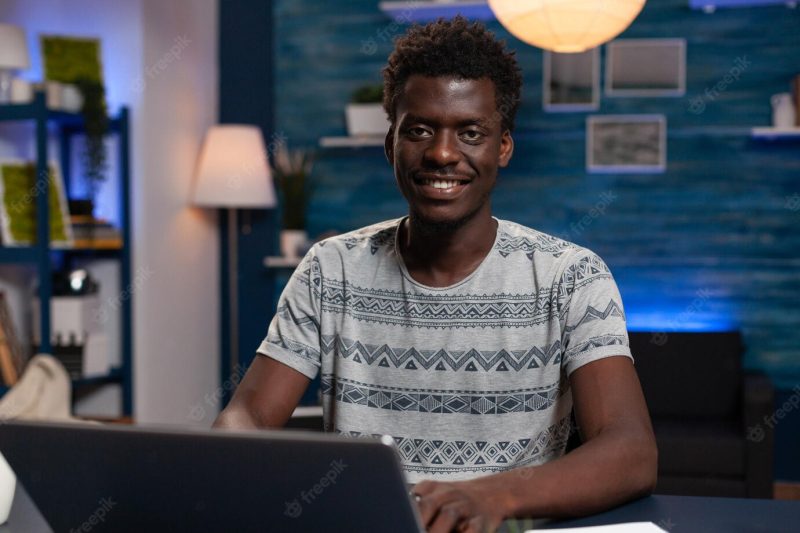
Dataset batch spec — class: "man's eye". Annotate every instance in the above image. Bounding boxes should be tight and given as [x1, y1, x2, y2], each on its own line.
[407, 127, 429, 137]
[461, 130, 484, 142]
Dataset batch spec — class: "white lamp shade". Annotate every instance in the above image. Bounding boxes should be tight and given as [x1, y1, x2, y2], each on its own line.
[193, 125, 276, 208]
[0, 23, 30, 69]
[488, 0, 646, 53]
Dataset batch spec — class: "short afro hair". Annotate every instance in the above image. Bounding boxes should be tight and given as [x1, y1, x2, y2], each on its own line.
[383, 16, 522, 132]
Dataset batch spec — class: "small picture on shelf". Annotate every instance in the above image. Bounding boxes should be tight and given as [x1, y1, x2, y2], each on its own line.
[0, 160, 73, 247]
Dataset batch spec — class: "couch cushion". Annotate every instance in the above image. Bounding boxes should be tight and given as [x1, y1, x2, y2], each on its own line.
[630, 332, 742, 418]
[654, 419, 745, 477]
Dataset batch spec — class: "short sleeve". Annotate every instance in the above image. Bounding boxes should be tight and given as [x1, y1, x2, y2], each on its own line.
[557, 249, 632, 376]
[256, 247, 323, 379]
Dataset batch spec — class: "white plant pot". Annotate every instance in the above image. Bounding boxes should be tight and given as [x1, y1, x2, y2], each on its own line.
[345, 103, 390, 137]
[0, 453, 16, 525]
[280, 230, 308, 259]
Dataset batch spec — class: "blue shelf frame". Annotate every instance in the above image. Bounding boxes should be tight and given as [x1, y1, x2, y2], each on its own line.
[0, 92, 133, 416]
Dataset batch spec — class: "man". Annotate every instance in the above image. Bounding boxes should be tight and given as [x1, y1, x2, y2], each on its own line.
[215, 17, 657, 532]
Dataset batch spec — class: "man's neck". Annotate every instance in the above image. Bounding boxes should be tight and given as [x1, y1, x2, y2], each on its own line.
[399, 212, 498, 287]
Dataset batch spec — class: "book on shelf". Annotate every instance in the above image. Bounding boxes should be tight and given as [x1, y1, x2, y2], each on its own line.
[69, 215, 123, 249]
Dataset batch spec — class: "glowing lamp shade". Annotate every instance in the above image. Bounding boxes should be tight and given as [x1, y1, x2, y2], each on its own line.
[193, 125, 276, 208]
[0, 23, 30, 69]
[488, 0, 647, 53]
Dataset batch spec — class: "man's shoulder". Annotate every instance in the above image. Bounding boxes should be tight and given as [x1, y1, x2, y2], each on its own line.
[495, 219, 611, 279]
[496, 219, 585, 260]
[311, 218, 401, 261]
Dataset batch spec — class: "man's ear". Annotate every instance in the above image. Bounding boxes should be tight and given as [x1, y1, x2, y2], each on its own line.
[498, 129, 514, 168]
[384, 127, 395, 165]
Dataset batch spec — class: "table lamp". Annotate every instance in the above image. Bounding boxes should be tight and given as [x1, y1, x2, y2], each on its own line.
[193, 125, 276, 386]
[0, 24, 30, 103]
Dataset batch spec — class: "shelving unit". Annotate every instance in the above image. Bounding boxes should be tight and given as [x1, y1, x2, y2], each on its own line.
[0, 91, 133, 416]
[689, 0, 797, 12]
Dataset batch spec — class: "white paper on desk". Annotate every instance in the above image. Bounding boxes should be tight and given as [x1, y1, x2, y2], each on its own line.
[529, 522, 668, 532]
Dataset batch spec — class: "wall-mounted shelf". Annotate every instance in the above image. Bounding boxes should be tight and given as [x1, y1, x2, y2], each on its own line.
[319, 135, 384, 148]
[264, 256, 302, 268]
[690, 0, 797, 12]
[751, 127, 800, 139]
[379, 1, 493, 22]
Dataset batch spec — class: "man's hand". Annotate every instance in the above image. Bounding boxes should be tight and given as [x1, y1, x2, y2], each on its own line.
[413, 479, 509, 533]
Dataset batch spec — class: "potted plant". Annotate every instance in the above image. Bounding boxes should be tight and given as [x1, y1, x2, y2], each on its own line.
[345, 83, 390, 137]
[273, 142, 315, 258]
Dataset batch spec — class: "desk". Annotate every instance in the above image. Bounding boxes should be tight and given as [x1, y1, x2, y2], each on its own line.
[502, 494, 800, 532]
[4, 485, 799, 532]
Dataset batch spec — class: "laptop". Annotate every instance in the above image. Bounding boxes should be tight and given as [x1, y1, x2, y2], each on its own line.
[0, 420, 424, 532]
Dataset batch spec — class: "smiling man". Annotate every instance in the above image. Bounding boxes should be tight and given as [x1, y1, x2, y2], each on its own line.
[215, 17, 657, 532]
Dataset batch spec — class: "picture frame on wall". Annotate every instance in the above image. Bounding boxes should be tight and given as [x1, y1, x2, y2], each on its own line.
[586, 115, 667, 173]
[605, 39, 686, 97]
[543, 47, 600, 112]
[0, 160, 73, 247]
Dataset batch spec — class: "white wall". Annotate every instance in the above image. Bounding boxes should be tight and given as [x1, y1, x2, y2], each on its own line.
[135, 0, 219, 425]
[0, 0, 221, 425]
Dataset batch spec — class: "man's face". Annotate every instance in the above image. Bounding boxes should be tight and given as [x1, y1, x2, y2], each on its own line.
[386, 75, 514, 229]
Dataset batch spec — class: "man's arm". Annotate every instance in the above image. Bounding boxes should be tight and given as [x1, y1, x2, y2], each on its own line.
[212, 355, 311, 429]
[413, 356, 657, 532]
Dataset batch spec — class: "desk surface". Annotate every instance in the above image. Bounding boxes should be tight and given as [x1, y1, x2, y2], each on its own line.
[4, 484, 799, 533]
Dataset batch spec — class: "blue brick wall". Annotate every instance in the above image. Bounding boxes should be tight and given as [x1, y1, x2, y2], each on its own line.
[272, 0, 800, 393]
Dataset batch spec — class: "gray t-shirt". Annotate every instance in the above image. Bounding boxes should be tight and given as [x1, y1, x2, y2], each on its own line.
[258, 217, 632, 483]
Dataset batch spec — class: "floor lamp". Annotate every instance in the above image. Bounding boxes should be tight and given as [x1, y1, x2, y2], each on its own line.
[192, 125, 276, 395]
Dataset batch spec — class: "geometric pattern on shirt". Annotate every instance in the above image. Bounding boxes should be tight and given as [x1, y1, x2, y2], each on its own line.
[320, 335, 563, 371]
[337, 416, 572, 475]
[300, 276, 556, 329]
[338, 225, 397, 255]
[564, 334, 628, 359]
[276, 302, 319, 332]
[265, 332, 320, 361]
[564, 300, 625, 334]
[320, 374, 564, 414]
[557, 253, 613, 312]
[495, 229, 575, 260]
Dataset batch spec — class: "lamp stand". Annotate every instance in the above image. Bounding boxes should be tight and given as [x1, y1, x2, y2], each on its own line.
[227, 207, 239, 381]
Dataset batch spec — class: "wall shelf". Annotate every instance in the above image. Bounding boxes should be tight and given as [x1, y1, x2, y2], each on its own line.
[264, 256, 302, 268]
[751, 127, 800, 139]
[379, 1, 493, 22]
[690, 0, 797, 11]
[319, 135, 384, 148]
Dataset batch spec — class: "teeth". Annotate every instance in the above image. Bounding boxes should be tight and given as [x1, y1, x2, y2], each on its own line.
[423, 179, 461, 189]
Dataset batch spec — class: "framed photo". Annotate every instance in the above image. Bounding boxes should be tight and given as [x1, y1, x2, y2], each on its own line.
[0, 160, 73, 247]
[586, 115, 667, 173]
[543, 47, 600, 112]
[605, 39, 686, 97]
[40, 35, 103, 84]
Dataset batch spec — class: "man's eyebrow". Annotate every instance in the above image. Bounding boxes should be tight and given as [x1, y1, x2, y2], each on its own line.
[400, 114, 493, 128]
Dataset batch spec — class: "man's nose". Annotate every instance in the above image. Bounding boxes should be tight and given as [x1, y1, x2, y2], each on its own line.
[423, 131, 460, 167]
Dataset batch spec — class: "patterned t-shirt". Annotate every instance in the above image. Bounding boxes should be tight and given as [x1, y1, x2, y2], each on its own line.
[257, 217, 632, 483]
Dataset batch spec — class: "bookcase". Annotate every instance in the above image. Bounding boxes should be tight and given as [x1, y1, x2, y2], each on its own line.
[0, 91, 132, 416]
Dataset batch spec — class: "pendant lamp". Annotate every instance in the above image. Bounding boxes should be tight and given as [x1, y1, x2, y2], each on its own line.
[487, 0, 647, 53]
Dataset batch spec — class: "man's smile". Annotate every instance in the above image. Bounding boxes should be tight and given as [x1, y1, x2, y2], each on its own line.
[412, 172, 472, 198]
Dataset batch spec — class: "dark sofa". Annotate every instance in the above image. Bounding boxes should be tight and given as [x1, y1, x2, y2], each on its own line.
[629, 331, 774, 498]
